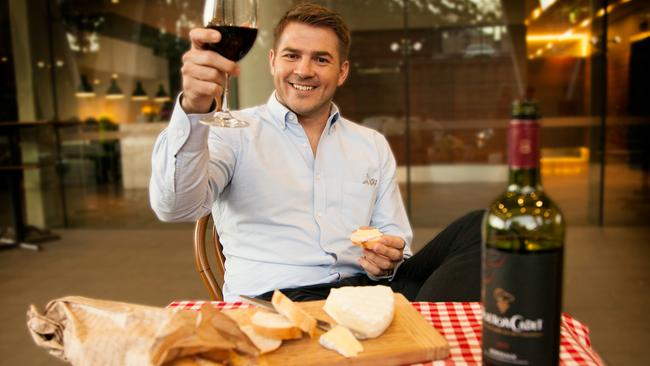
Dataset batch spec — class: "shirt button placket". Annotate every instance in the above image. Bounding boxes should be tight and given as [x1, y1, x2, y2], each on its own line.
[314, 171, 322, 219]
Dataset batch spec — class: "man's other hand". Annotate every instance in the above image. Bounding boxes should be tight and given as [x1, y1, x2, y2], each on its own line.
[357, 235, 405, 277]
[180, 28, 241, 114]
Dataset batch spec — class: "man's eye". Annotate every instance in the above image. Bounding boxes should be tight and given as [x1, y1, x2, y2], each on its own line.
[317, 57, 329, 63]
[285, 54, 298, 60]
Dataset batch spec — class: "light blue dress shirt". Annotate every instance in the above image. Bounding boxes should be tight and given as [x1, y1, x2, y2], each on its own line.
[150, 92, 413, 301]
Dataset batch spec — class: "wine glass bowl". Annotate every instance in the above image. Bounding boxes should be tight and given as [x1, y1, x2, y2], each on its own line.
[200, 0, 258, 128]
[203, 25, 257, 62]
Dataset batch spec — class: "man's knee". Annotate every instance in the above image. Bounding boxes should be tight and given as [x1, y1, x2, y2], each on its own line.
[451, 209, 485, 252]
[463, 209, 486, 224]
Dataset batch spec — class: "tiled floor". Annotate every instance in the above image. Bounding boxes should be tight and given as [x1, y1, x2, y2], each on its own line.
[1, 225, 648, 365]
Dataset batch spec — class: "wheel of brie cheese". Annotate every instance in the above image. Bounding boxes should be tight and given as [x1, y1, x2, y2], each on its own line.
[322, 285, 395, 339]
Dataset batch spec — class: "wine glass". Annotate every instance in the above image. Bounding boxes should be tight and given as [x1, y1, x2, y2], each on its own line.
[200, 0, 258, 128]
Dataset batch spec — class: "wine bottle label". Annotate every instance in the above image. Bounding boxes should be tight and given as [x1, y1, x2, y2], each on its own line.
[508, 120, 539, 169]
[482, 247, 562, 366]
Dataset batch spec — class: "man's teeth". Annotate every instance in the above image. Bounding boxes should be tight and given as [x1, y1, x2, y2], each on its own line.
[292, 83, 315, 91]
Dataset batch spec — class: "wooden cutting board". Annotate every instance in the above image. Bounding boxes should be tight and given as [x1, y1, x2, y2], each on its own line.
[224, 293, 449, 366]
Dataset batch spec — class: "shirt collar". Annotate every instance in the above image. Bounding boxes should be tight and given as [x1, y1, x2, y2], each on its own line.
[266, 91, 340, 133]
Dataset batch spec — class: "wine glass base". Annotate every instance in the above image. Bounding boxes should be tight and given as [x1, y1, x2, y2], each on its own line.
[199, 111, 249, 128]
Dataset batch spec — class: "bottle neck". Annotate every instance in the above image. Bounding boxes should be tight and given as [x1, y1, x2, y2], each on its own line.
[508, 168, 542, 191]
[508, 118, 541, 191]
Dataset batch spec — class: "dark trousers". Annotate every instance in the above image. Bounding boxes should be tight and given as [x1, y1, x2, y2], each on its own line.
[258, 210, 484, 302]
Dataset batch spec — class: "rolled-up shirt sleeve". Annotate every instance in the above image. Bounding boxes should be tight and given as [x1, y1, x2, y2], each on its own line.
[149, 94, 237, 222]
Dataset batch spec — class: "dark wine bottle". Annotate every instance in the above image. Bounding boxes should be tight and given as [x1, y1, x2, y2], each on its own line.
[481, 100, 565, 366]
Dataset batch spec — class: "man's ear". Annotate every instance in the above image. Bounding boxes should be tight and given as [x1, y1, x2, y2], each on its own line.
[269, 49, 276, 75]
[337, 59, 350, 86]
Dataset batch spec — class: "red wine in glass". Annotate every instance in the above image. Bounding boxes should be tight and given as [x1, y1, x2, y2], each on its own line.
[204, 24, 258, 61]
[199, 0, 257, 128]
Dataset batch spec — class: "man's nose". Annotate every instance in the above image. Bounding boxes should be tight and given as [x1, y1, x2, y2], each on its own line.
[294, 58, 314, 78]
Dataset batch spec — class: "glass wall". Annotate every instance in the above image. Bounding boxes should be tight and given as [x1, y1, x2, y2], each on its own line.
[1, 0, 648, 232]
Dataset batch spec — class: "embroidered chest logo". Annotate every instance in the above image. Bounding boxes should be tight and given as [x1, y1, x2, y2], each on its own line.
[362, 173, 378, 187]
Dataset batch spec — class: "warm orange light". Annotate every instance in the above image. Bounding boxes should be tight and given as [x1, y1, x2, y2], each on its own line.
[541, 147, 589, 176]
[75, 92, 96, 98]
[527, 33, 590, 57]
[560, 29, 574, 39]
[141, 104, 153, 114]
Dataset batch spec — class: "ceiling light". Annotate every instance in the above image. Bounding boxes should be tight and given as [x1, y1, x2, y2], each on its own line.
[75, 74, 95, 98]
[106, 74, 124, 100]
[131, 81, 148, 101]
[154, 84, 171, 103]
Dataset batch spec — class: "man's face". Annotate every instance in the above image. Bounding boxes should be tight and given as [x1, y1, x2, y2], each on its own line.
[269, 22, 349, 120]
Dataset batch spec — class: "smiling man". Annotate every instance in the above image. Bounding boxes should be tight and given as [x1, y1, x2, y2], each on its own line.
[150, 2, 483, 303]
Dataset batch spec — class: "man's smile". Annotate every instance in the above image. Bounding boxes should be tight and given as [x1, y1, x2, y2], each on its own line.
[289, 82, 317, 91]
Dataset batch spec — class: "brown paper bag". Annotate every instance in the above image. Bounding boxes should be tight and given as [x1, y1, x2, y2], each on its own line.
[27, 296, 258, 366]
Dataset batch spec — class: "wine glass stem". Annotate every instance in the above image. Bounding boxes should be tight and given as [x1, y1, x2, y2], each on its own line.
[221, 73, 230, 113]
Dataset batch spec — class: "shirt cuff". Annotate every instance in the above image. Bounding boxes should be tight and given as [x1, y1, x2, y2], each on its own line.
[168, 93, 214, 153]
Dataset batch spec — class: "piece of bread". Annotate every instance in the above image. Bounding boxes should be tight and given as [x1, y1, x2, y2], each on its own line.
[239, 325, 283, 354]
[350, 227, 383, 249]
[249, 310, 303, 340]
[319, 325, 364, 358]
[271, 290, 317, 338]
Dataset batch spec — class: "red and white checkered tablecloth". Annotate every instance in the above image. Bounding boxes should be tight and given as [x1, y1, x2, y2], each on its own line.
[167, 300, 605, 366]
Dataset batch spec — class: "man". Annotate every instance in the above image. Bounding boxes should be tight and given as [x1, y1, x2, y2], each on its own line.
[150, 2, 482, 302]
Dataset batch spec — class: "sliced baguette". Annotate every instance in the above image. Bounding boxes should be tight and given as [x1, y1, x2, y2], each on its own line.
[352, 237, 382, 250]
[239, 325, 283, 354]
[250, 310, 303, 340]
[350, 227, 383, 249]
[271, 290, 318, 338]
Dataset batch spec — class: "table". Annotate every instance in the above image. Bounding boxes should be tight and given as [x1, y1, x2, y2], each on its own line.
[168, 300, 605, 366]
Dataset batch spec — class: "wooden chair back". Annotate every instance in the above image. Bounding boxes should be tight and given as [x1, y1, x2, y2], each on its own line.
[194, 214, 225, 301]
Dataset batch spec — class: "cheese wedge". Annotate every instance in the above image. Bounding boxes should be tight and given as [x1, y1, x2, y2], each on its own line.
[323, 285, 395, 339]
[319, 325, 364, 357]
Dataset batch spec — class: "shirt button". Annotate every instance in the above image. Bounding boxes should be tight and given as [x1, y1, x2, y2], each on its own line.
[317, 212, 323, 217]
[316, 174, 321, 180]
[288, 114, 295, 121]
[303, 143, 308, 148]
[176, 128, 186, 138]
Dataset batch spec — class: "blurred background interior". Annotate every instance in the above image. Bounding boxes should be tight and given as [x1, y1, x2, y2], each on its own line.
[0, 0, 648, 365]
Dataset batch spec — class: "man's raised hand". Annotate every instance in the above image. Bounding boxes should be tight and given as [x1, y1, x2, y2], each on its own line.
[180, 28, 241, 114]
